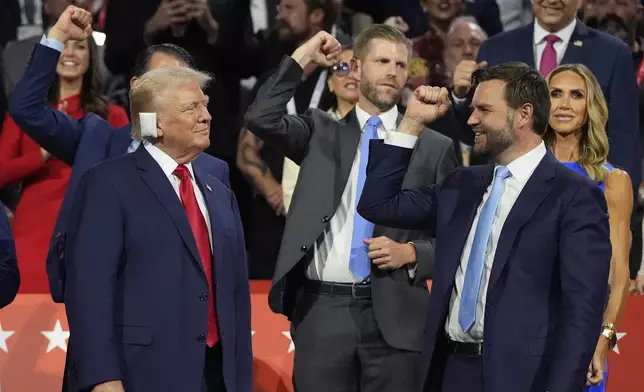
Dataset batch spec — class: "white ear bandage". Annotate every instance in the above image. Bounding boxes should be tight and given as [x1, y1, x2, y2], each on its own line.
[139, 113, 158, 138]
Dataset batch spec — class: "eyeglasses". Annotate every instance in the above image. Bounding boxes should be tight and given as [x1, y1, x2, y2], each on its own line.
[331, 62, 350, 77]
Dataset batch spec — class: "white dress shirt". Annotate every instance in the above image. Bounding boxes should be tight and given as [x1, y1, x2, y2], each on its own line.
[533, 18, 577, 69]
[446, 142, 547, 342]
[306, 104, 418, 282]
[144, 143, 213, 250]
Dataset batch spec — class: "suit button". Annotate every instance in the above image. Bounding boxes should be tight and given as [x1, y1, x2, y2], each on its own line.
[300, 245, 307, 253]
[199, 293, 208, 301]
[55, 232, 62, 239]
[197, 334, 205, 343]
[321, 216, 330, 223]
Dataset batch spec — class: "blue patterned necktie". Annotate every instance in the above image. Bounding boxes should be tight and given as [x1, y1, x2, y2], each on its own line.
[349, 116, 382, 281]
[459, 166, 512, 333]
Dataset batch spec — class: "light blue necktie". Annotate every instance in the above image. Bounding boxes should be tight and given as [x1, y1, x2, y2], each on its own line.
[349, 116, 382, 281]
[459, 166, 512, 333]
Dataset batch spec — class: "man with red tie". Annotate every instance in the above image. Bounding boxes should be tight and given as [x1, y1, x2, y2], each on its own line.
[61, 9, 251, 392]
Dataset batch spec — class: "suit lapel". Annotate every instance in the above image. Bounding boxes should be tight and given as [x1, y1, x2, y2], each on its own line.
[561, 20, 589, 66]
[135, 146, 206, 281]
[193, 164, 225, 280]
[440, 166, 494, 293]
[335, 110, 362, 208]
[486, 152, 556, 292]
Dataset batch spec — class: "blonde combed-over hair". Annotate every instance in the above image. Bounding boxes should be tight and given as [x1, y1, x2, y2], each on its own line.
[130, 67, 213, 141]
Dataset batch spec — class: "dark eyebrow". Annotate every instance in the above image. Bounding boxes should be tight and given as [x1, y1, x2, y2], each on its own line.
[470, 103, 492, 110]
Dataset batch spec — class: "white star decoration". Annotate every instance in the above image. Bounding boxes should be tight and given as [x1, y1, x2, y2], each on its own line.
[41, 320, 70, 353]
[281, 331, 295, 353]
[611, 332, 626, 354]
[0, 322, 15, 353]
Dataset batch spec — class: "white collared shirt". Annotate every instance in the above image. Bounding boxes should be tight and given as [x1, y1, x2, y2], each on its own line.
[446, 142, 547, 342]
[305, 104, 418, 282]
[533, 18, 577, 69]
[144, 143, 213, 250]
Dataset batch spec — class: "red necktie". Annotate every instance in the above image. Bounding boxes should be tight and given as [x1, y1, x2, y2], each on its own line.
[539, 34, 561, 77]
[174, 164, 219, 347]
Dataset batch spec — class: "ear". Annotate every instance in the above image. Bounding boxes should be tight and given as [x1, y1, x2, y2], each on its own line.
[517, 103, 534, 129]
[327, 79, 334, 93]
[156, 116, 165, 138]
[350, 58, 361, 82]
[130, 76, 138, 88]
[309, 9, 325, 27]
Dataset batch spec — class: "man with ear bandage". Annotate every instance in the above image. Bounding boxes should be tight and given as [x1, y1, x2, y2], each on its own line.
[8, 5, 229, 305]
[63, 64, 251, 392]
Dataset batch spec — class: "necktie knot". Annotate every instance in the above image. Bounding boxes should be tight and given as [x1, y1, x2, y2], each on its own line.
[173, 164, 190, 181]
[545, 34, 560, 45]
[366, 116, 382, 129]
[495, 166, 512, 180]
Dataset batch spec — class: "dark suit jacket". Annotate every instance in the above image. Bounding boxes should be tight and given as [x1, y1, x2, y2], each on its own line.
[8, 43, 230, 303]
[358, 142, 612, 392]
[244, 56, 458, 352]
[0, 203, 19, 308]
[466, 20, 640, 185]
[64, 146, 251, 392]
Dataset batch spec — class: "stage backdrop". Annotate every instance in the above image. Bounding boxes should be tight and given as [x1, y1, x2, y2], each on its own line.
[0, 281, 641, 391]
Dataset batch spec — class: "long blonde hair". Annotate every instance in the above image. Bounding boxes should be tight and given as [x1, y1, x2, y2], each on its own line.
[544, 64, 610, 182]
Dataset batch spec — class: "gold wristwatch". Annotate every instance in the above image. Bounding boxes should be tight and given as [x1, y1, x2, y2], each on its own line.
[601, 323, 617, 349]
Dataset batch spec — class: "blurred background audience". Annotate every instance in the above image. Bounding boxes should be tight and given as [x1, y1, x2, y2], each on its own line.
[2, 0, 644, 292]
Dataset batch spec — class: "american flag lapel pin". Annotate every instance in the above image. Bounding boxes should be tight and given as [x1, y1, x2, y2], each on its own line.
[573, 40, 582, 47]
[206, 184, 212, 192]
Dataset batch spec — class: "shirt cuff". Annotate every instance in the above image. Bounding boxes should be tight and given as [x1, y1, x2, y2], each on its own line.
[40, 34, 64, 52]
[451, 91, 467, 104]
[384, 131, 418, 149]
[407, 263, 418, 279]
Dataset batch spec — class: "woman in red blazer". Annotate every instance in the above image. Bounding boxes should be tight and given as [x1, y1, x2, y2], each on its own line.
[0, 36, 129, 293]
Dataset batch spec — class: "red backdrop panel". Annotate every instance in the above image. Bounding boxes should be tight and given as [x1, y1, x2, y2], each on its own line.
[0, 281, 639, 391]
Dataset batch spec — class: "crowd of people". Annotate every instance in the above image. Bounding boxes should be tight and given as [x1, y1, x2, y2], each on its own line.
[0, 0, 643, 391]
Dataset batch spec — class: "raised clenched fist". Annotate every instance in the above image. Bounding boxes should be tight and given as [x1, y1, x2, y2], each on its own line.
[48, 5, 93, 43]
[453, 60, 487, 99]
[404, 86, 451, 126]
[291, 31, 342, 69]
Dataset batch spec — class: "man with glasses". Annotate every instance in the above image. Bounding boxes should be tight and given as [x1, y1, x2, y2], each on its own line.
[245, 24, 458, 390]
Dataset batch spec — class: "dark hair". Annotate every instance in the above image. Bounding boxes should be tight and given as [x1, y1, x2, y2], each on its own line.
[131, 43, 196, 78]
[471, 62, 551, 135]
[305, 0, 337, 32]
[353, 24, 410, 61]
[47, 36, 109, 120]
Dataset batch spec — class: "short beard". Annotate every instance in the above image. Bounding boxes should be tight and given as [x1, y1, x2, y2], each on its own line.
[475, 111, 517, 159]
[360, 76, 402, 112]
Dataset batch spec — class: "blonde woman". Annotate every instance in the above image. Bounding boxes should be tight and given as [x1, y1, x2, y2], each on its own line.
[282, 47, 359, 212]
[545, 64, 632, 392]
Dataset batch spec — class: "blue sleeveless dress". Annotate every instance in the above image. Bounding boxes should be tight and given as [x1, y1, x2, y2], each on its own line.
[562, 162, 612, 392]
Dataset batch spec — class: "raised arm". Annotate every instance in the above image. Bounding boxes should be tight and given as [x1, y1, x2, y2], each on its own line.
[243, 31, 342, 165]
[8, 6, 94, 166]
[549, 184, 612, 392]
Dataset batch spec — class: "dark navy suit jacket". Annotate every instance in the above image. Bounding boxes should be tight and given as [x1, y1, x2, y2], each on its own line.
[0, 203, 19, 308]
[472, 20, 640, 185]
[63, 146, 251, 392]
[8, 43, 229, 302]
[358, 141, 612, 392]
